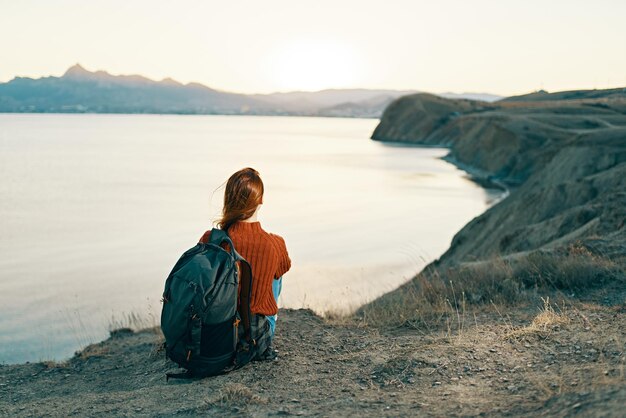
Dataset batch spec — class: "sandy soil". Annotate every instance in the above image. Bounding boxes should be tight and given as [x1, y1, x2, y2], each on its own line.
[1, 293, 624, 417]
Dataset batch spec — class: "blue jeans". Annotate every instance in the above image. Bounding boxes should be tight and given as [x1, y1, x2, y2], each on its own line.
[267, 277, 282, 338]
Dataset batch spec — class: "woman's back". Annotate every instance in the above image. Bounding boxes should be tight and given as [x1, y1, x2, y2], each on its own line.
[199, 221, 290, 316]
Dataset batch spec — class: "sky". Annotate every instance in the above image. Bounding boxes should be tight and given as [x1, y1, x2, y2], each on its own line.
[1, 0, 625, 95]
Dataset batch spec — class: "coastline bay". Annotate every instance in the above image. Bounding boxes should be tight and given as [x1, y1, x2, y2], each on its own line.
[0, 114, 501, 364]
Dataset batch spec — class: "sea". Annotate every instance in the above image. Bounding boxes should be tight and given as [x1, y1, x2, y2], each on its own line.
[0, 114, 503, 363]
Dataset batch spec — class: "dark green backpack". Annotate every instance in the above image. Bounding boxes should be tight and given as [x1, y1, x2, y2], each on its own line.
[160, 228, 264, 379]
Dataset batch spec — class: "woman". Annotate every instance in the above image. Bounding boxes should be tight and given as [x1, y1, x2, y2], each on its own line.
[198, 167, 291, 360]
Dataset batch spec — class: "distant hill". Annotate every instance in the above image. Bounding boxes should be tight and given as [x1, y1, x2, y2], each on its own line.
[0, 64, 498, 118]
[253, 88, 417, 111]
[314, 94, 403, 118]
[0, 64, 272, 115]
[438, 92, 502, 102]
[501, 87, 626, 102]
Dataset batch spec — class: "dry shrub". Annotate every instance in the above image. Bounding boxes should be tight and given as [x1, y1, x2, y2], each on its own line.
[357, 246, 622, 329]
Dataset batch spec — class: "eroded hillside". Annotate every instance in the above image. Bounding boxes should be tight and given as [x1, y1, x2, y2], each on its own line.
[372, 91, 626, 264]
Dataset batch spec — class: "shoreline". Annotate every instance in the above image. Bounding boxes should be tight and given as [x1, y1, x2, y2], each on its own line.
[441, 154, 510, 195]
[376, 140, 511, 199]
[1, 119, 496, 366]
[0, 111, 380, 120]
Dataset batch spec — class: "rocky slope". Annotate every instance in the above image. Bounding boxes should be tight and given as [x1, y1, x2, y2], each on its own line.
[372, 90, 626, 265]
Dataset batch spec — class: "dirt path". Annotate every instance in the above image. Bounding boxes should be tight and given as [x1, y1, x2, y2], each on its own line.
[1, 301, 624, 417]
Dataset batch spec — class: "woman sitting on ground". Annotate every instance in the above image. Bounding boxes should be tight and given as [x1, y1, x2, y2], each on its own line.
[198, 167, 291, 360]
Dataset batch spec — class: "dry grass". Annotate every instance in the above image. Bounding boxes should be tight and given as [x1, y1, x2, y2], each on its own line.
[77, 344, 110, 360]
[148, 330, 166, 359]
[40, 359, 70, 369]
[357, 244, 623, 330]
[205, 383, 268, 407]
[107, 308, 165, 360]
[528, 299, 569, 330]
[513, 244, 622, 292]
[505, 298, 570, 340]
[323, 309, 368, 328]
[108, 311, 157, 334]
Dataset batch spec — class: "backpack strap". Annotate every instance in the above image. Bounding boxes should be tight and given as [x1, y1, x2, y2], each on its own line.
[208, 228, 245, 262]
[209, 228, 254, 343]
[207, 227, 230, 247]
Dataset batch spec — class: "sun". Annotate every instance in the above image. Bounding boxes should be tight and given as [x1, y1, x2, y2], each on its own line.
[267, 39, 363, 91]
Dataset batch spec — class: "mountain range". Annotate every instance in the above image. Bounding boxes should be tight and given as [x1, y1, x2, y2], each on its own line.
[0, 64, 502, 118]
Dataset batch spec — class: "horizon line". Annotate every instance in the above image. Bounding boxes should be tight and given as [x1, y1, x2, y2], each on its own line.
[2, 63, 623, 98]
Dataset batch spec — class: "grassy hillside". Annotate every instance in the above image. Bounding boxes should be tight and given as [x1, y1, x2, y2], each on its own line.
[363, 88, 625, 349]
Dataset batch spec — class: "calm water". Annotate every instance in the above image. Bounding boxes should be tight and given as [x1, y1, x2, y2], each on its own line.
[0, 114, 502, 363]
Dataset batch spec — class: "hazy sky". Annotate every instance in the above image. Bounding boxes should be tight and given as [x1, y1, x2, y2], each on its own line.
[1, 0, 625, 95]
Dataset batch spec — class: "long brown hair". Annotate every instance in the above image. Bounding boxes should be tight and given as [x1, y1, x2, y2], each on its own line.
[218, 167, 264, 231]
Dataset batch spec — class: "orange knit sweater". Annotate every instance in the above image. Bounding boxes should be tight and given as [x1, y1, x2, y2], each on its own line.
[199, 221, 291, 316]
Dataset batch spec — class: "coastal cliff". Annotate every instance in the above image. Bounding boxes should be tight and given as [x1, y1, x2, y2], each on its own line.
[3, 89, 625, 417]
[372, 90, 626, 264]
